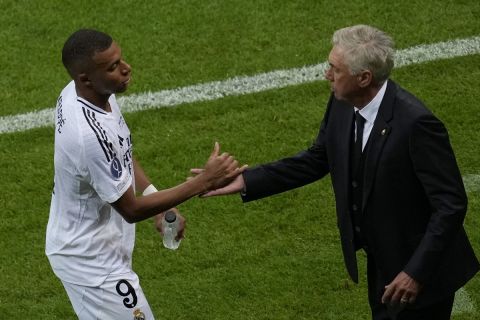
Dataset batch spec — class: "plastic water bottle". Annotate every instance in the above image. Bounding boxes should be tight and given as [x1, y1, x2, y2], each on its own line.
[162, 211, 181, 250]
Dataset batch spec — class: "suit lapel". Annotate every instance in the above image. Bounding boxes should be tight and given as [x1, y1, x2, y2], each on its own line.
[362, 80, 396, 210]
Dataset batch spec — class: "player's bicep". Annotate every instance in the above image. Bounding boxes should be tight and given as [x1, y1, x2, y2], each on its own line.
[110, 185, 139, 223]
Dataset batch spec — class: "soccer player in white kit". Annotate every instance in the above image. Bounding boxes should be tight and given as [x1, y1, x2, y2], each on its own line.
[46, 29, 245, 320]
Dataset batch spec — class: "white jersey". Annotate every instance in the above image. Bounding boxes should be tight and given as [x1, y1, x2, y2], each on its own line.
[46, 81, 136, 286]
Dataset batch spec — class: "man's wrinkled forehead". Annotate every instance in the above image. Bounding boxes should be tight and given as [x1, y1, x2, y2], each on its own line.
[328, 46, 345, 68]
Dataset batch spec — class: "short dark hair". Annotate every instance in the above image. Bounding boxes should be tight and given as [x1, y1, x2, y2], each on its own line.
[62, 29, 113, 77]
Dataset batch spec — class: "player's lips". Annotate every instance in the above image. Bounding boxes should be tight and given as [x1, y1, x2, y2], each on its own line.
[122, 78, 131, 86]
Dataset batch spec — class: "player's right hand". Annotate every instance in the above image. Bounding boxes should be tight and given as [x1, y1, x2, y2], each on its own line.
[199, 142, 247, 191]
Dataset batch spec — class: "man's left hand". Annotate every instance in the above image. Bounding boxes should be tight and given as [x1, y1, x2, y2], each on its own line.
[381, 271, 422, 306]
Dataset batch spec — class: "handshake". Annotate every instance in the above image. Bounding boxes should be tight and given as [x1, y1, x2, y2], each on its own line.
[155, 142, 247, 250]
[188, 142, 247, 198]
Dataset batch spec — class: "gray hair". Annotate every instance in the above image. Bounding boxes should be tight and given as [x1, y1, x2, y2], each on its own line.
[332, 25, 394, 83]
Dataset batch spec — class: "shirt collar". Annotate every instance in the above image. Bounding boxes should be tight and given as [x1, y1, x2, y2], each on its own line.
[354, 80, 388, 123]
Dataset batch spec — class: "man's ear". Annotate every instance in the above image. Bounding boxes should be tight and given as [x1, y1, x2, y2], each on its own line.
[357, 70, 373, 88]
[78, 73, 92, 87]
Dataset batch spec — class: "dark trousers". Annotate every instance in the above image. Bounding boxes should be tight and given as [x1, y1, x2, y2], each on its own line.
[367, 254, 454, 320]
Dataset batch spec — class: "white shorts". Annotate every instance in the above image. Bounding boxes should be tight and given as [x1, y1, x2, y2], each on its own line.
[61, 271, 154, 320]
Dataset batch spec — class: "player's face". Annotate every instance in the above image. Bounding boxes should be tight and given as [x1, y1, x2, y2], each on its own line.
[325, 46, 361, 105]
[88, 42, 131, 95]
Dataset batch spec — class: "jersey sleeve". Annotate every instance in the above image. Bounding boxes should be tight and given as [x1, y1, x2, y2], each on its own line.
[82, 128, 132, 204]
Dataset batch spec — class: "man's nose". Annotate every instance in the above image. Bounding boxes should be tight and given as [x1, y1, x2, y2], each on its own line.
[121, 61, 131, 74]
[325, 68, 333, 81]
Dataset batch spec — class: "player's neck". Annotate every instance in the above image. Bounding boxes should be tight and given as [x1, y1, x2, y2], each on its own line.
[76, 85, 112, 112]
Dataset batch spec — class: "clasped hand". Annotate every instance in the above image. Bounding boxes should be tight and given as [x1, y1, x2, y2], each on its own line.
[191, 142, 247, 194]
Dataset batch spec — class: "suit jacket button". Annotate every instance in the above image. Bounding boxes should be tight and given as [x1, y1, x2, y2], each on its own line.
[352, 204, 358, 211]
[352, 180, 358, 188]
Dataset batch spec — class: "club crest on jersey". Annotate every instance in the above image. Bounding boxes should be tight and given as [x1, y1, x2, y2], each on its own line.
[133, 308, 146, 320]
[110, 157, 123, 180]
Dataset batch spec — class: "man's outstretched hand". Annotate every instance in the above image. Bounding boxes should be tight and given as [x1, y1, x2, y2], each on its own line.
[190, 167, 246, 197]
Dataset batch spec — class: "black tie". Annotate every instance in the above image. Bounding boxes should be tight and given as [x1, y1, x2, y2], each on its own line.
[353, 111, 366, 175]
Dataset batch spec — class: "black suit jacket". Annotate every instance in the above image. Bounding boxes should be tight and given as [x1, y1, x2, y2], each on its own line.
[242, 80, 479, 306]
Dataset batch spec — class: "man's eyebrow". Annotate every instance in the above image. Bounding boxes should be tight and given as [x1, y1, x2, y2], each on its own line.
[93, 59, 110, 67]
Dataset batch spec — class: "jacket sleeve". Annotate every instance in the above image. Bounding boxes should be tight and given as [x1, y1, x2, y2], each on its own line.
[403, 113, 468, 283]
[241, 95, 333, 202]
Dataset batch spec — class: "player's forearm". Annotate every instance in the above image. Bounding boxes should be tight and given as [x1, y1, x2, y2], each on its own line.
[113, 176, 207, 223]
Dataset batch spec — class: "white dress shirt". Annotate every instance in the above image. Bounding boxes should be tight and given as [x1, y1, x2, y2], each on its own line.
[354, 80, 388, 151]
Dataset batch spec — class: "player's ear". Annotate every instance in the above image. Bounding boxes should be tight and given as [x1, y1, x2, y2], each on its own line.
[78, 73, 92, 87]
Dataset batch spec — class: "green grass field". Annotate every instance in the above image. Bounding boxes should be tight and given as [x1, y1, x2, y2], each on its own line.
[1, 0, 479, 318]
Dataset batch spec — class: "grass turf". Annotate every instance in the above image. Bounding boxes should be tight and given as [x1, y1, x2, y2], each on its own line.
[0, 0, 479, 318]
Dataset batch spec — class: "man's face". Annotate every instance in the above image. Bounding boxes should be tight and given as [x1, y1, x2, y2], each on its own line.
[87, 42, 131, 95]
[325, 46, 361, 105]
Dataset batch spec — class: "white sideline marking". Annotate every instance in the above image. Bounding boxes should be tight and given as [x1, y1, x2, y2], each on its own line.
[453, 287, 475, 315]
[1, 35, 480, 134]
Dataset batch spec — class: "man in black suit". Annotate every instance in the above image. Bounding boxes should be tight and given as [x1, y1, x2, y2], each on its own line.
[195, 25, 479, 319]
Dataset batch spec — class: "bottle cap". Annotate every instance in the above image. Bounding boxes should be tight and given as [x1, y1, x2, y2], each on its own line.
[164, 211, 177, 223]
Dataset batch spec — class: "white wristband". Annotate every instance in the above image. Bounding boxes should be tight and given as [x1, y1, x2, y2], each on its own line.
[142, 184, 158, 196]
